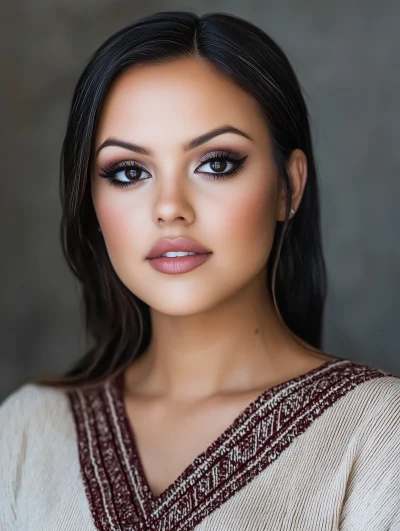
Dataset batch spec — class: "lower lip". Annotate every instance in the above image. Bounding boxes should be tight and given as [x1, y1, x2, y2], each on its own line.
[147, 253, 212, 274]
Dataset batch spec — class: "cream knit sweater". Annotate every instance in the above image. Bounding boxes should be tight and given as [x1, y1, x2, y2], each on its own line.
[0, 359, 399, 530]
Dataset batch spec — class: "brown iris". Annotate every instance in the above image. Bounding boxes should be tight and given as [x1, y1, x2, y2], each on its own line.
[125, 168, 142, 180]
[210, 160, 228, 172]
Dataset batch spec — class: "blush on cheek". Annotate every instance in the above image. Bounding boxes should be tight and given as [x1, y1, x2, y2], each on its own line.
[226, 191, 276, 254]
[97, 203, 134, 252]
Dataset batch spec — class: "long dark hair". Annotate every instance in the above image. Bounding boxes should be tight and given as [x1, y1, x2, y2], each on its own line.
[30, 11, 327, 391]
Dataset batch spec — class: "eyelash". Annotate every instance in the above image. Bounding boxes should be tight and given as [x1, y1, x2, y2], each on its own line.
[98, 150, 248, 189]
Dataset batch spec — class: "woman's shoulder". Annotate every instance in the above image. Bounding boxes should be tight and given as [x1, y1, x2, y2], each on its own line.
[326, 359, 400, 441]
[0, 382, 73, 451]
[290, 358, 400, 445]
[339, 359, 400, 406]
[0, 381, 69, 422]
[327, 357, 399, 411]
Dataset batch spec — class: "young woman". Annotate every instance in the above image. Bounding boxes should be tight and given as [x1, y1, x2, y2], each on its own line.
[1, 10, 399, 531]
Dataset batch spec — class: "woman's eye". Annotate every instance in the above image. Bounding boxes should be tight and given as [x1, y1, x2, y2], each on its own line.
[114, 166, 149, 183]
[197, 159, 235, 174]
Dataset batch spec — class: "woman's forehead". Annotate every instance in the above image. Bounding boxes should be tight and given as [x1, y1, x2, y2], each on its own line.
[95, 58, 269, 151]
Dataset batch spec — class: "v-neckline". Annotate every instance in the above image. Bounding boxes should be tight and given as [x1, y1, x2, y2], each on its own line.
[112, 356, 341, 506]
[69, 356, 388, 531]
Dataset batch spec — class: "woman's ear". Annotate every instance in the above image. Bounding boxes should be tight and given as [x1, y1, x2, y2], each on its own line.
[276, 149, 308, 221]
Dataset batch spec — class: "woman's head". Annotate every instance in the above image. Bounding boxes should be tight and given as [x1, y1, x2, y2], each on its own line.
[44, 11, 326, 390]
[92, 56, 307, 317]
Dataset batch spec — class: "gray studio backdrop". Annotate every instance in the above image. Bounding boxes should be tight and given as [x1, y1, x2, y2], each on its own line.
[1, 0, 399, 401]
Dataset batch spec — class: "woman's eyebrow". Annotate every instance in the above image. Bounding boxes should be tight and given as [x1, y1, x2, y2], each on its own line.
[95, 125, 253, 157]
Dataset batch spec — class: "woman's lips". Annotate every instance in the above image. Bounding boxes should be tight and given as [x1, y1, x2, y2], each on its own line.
[147, 252, 212, 274]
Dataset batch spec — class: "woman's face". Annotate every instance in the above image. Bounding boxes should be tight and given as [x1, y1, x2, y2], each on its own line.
[91, 57, 287, 315]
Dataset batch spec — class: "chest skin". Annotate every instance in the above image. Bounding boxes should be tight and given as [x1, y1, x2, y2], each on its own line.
[123, 386, 271, 497]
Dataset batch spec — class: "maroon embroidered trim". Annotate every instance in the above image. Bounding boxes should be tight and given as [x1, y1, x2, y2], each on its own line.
[68, 384, 150, 530]
[68, 359, 389, 531]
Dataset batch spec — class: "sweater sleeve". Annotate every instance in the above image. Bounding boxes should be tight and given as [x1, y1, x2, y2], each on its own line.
[0, 385, 27, 529]
[339, 376, 400, 530]
[0, 384, 47, 530]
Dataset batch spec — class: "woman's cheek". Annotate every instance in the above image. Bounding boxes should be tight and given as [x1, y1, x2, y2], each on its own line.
[96, 198, 137, 254]
[226, 189, 277, 257]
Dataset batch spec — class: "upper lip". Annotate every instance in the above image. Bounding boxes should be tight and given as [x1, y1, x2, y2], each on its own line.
[147, 237, 212, 259]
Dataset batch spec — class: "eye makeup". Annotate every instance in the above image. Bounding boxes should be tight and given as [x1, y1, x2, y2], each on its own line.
[98, 149, 248, 189]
